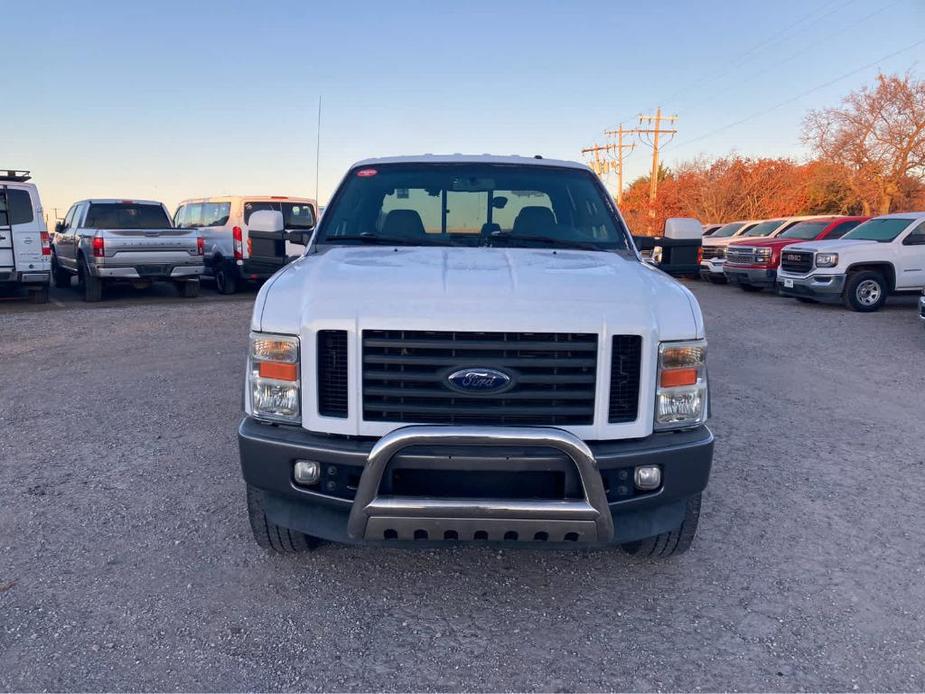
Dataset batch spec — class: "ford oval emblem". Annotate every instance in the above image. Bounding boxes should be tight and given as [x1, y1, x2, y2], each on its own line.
[446, 368, 513, 394]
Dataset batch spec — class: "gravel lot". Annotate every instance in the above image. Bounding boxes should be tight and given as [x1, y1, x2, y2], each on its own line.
[1, 281, 923, 692]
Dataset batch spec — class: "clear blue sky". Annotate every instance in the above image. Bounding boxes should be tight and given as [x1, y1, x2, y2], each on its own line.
[4, 0, 924, 219]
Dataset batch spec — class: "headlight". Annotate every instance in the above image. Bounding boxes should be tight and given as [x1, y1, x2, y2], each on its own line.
[815, 252, 839, 268]
[655, 339, 708, 431]
[754, 247, 772, 263]
[248, 332, 301, 423]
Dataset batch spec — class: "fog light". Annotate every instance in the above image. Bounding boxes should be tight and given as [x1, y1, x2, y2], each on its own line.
[293, 460, 321, 486]
[634, 465, 661, 491]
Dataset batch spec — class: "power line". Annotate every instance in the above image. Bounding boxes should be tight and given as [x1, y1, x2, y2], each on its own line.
[675, 0, 903, 119]
[666, 38, 925, 153]
[660, 0, 856, 107]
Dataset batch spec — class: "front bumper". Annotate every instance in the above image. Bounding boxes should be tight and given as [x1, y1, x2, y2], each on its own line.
[699, 258, 725, 277]
[239, 417, 714, 547]
[724, 265, 776, 288]
[93, 263, 204, 280]
[777, 273, 845, 302]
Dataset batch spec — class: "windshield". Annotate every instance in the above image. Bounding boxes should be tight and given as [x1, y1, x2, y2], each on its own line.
[741, 219, 784, 237]
[711, 222, 745, 238]
[244, 201, 316, 229]
[84, 203, 171, 229]
[780, 220, 829, 240]
[315, 163, 632, 252]
[843, 218, 912, 243]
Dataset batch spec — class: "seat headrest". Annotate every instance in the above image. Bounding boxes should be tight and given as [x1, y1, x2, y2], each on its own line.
[512, 206, 557, 236]
[381, 209, 427, 238]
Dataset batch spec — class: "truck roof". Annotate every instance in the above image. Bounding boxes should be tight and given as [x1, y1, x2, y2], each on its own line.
[871, 210, 925, 220]
[176, 195, 317, 204]
[351, 154, 590, 171]
[74, 198, 165, 205]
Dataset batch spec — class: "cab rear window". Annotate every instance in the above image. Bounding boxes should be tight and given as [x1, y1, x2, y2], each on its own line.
[0, 188, 35, 226]
[84, 203, 171, 229]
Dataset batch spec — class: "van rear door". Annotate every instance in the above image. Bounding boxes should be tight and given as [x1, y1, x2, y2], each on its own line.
[243, 199, 315, 271]
[0, 184, 44, 276]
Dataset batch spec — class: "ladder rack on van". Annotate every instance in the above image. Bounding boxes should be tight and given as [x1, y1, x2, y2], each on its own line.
[0, 169, 31, 182]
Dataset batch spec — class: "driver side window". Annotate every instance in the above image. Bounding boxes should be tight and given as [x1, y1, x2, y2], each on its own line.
[902, 220, 925, 245]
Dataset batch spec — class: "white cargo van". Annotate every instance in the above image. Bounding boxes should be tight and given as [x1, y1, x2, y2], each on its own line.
[173, 195, 317, 294]
[0, 170, 50, 303]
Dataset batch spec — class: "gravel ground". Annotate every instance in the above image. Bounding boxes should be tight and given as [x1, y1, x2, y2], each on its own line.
[1, 282, 923, 692]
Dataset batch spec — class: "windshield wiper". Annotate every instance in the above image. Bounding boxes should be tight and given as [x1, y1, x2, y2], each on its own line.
[488, 233, 610, 252]
[326, 233, 440, 246]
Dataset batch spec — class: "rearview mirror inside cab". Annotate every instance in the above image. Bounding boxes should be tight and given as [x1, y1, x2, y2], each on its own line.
[662, 218, 703, 240]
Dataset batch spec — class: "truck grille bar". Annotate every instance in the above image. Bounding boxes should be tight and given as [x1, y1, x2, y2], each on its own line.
[361, 330, 599, 425]
[781, 250, 813, 274]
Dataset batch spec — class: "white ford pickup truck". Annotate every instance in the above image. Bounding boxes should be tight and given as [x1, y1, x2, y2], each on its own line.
[777, 212, 925, 311]
[238, 155, 714, 558]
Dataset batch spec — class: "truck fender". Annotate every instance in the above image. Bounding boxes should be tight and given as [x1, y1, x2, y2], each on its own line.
[846, 262, 896, 291]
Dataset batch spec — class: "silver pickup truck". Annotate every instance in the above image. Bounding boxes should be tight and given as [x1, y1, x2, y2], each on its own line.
[51, 199, 204, 301]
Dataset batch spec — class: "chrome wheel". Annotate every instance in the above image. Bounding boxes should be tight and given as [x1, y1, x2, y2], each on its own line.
[856, 279, 882, 306]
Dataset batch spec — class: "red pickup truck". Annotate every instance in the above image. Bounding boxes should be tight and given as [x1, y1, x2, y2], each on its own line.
[723, 216, 869, 291]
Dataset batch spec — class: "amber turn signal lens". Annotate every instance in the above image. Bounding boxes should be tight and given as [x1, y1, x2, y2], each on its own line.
[258, 361, 298, 381]
[659, 367, 698, 388]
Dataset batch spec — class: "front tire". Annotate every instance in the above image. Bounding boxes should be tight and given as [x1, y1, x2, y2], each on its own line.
[621, 494, 701, 558]
[844, 271, 887, 312]
[246, 485, 321, 553]
[51, 254, 71, 288]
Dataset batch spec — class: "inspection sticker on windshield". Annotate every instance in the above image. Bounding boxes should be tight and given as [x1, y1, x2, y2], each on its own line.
[356, 168, 378, 177]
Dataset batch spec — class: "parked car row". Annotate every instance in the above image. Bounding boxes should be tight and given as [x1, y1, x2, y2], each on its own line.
[699, 212, 925, 320]
[0, 170, 318, 303]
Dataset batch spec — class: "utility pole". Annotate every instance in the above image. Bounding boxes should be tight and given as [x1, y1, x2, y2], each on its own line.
[580, 143, 610, 178]
[602, 124, 635, 205]
[637, 107, 678, 215]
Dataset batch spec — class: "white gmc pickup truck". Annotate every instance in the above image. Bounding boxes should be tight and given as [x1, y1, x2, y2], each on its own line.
[778, 212, 925, 311]
[238, 155, 714, 558]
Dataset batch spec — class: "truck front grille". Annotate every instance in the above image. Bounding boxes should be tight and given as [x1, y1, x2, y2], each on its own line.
[725, 246, 755, 264]
[702, 246, 725, 260]
[608, 335, 641, 423]
[781, 250, 813, 274]
[317, 330, 349, 418]
[361, 330, 599, 425]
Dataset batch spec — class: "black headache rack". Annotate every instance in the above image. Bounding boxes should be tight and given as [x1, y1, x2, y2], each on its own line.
[0, 170, 31, 183]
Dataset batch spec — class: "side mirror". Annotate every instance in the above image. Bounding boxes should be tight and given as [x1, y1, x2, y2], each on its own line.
[248, 209, 284, 234]
[55, 221, 65, 233]
[286, 230, 312, 246]
[663, 217, 703, 240]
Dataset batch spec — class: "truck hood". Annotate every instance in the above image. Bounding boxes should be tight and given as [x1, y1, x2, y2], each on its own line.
[784, 239, 879, 253]
[254, 246, 703, 339]
[702, 236, 743, 248]
[729, 237, 805, 249]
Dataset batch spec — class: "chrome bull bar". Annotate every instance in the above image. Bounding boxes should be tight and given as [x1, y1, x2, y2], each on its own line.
[346, 425, 615, 544]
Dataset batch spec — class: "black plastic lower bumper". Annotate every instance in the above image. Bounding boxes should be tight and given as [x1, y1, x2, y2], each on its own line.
[238, 417, 714, 546]
[724, 266, 776, 288]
